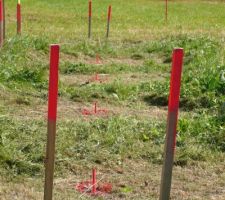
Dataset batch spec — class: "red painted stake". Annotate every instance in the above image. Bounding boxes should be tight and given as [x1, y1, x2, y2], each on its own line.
[96, 54, 101, 64]
[17, 0, 21, 34]
[44, 45, 60, 200]
[94, 102, 97, 114]
[88, 0, 92, 38]
[92, 168, 97, 194]
[106, 5, 112, 38]
[159, 48, 184, 200]
[95, 73, 99, 81]
[0, 0, 3, 46]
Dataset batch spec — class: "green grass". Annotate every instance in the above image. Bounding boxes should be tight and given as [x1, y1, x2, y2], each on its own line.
[0, 0, 225, 199]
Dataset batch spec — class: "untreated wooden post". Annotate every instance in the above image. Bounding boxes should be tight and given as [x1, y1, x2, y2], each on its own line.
[106, 5, 112, 38]
[0, 0, 4, 47]
[159, 48, 184, 200]
[44, 44, 60, 200]
[3, 0, 5, 39]
[165, 0, 168, 22]
[88, 0, 92, 38]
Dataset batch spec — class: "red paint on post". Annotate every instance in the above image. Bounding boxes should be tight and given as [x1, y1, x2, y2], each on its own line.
[159, 48, 184, 200]
[89, 0, 92, 17]
[92, 168, 97, 194]
[17, 2, 21, 34]
[0, 0, 3, 22]
[168, 49, 183, 112]
[168, 48, 184, 149]
[108, 5, 112, 22]
[48, 45, 60, 121]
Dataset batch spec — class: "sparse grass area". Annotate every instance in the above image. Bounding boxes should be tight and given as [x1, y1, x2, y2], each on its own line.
[0, 0, 225, 199]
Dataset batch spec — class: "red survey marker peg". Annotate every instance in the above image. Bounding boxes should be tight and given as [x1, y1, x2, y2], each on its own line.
[82, 102, 109, 116]
[159, 48, 184, 200]
[89, 54, 109, 83]
[75, 168, 112, 196]
[89, 73, 109, 83]
[96, 54, 101, 65]
[17, 0, 22, 34]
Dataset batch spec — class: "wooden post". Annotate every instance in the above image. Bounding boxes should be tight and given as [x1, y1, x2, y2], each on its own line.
[106, 5, 112, 38]
[0, 0, 4, 47]
[3, 0, 5, 39]
[159, 48, 184, 200]
[88, 0, 92, 38]
[17, 0, 21, 34]
[44, 45, 60, 200]
[165, 0, 168, 22]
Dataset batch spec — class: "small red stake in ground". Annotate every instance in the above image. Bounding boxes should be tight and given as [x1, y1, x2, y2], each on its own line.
[159, 48, 184, 200]
[44, 45, 60, 200]
[96, 54, 101, 64]
[82, 102, 108, 116]
[75, 169, 112, 196]
[17, 0, 21, 34]
[88, 0, 92, 38]
[106, 5, 112, 38]
[92, 168, 97, 194]
[0, 0, 3, 46]
[94, 102, 97, 114]
[89, 54, 109, 83]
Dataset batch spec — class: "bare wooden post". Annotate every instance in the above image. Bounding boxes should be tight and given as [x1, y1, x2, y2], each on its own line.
[106, 5, 112, 38]
[159, 48, 184, 200]
[0, 0, 4, 47]
[165, 0, 168, 22]
[44, 45, 60, 200]
[88, 0, 92, 38]
[3, 0, 5, 39]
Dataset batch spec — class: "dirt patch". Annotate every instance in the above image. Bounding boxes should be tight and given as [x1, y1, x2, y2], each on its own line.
[2, 160, 224, 200]
[61, 52, 144, 66]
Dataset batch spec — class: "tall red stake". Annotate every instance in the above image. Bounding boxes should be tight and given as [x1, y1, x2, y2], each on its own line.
[44, 45, 60, 200]
[159, 48, 184, 200]
[17, 0, 21, 34]
[106, 5, 112, 38]
[0, 0, 3, 46]
[88, 0, 92, 38]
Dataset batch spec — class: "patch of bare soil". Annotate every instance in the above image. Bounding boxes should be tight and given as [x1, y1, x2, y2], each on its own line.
[61, 72, 166, 86]
[2, 159, 224, 200]
[61, 52, 144, 66]
[4, 97, 167, 123]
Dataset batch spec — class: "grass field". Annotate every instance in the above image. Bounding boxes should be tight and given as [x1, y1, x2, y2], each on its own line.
[0, 0, 225, 199]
